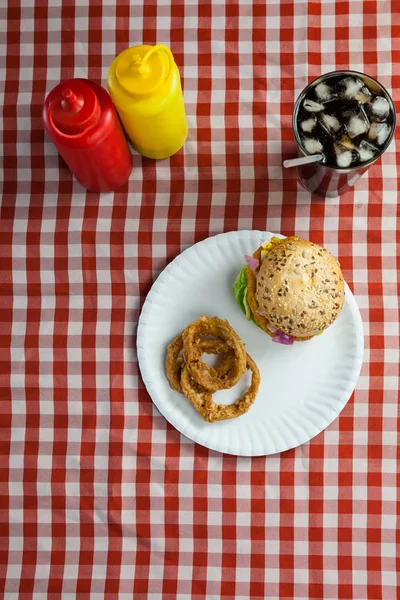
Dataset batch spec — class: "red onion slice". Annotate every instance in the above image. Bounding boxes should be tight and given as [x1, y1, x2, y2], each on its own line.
[272, 331, 294, 345]
[245, 255, 259, 270]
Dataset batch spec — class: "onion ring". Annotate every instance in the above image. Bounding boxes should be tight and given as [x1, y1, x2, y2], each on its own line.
[180, 353, 260, 423]
[166, 336, 235, 393]
[182, 316, 246, 392]
[165, 333, 185, 392]
[192, 339, 235, 378]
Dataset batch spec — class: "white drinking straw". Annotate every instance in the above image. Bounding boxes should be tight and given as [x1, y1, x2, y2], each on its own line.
[283, 154, 324, 168]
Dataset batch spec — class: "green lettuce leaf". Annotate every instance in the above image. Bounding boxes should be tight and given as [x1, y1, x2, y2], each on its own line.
[232, 266, 259, 327]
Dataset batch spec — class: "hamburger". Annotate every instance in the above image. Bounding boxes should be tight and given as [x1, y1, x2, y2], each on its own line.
[233, 236, 345, 344]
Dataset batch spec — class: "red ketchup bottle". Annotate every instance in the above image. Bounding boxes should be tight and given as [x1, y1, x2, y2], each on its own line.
[43, 79, 133, 192]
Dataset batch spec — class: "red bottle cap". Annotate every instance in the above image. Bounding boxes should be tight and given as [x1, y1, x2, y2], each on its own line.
[50, 80, 101, 135]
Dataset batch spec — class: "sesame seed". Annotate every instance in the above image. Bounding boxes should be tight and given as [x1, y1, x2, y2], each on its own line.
[294, 268, 302, 275]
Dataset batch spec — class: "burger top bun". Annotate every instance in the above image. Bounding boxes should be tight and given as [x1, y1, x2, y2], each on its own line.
[256, 236, 345, 338]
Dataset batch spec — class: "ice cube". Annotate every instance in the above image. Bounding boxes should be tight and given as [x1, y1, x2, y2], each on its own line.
[346, 108, 370, 138]
[368, 121, 391, 145]
[338, 76, 372, 103]
[315, 82, 334, 102]
[368, 96, 390, 122]
[337, 135, 356, 150]
[334, 140, 359, 168]
[357, 140, 378, 162]
[318, 113, 342, 137]
[357, 87, 372, 104]
[300, 115, 317, 133]
[302, 136, 324, 154]
[303, 99, 325, 113]
[335, 150, 353, 168]
[340, 77, 363, 96]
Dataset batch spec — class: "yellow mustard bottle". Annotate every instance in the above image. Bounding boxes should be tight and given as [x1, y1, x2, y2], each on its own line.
[107, 44, 188, 160]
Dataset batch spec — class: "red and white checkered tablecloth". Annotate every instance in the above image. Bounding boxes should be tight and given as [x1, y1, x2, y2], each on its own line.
[1, 1, 399, 598]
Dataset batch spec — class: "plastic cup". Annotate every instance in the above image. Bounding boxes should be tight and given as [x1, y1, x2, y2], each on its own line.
[292, 70, 396, 197]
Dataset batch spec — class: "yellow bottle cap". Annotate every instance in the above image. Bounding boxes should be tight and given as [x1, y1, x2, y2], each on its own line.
[115, 44, 174, 96]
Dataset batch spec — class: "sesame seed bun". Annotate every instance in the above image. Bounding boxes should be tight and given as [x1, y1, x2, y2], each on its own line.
[255, 237, 345, 338]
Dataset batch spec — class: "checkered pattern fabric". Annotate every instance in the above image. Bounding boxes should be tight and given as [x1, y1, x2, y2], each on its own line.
[1, 1, 399, 598]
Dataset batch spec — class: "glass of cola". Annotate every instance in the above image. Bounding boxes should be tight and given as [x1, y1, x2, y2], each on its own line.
[292, 70, 396, 197]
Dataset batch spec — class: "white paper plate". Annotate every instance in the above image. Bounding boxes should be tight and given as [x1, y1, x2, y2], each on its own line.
[137, 230, 363, 456]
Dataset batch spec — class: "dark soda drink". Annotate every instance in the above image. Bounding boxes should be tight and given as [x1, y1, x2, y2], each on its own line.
[292, 71, 396, 197]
